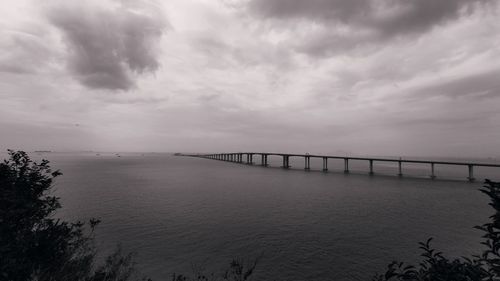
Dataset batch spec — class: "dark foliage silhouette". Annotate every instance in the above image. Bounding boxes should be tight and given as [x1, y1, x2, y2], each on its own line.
[170, 256, 261, 281]
[374, 179, 500, 281]
[0, 150, 146, 281]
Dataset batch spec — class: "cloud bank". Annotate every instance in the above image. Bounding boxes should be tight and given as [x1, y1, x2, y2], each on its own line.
[1, 0, 499, 156]
[46, 1, 168, 90]
[247, 0, 493, 56]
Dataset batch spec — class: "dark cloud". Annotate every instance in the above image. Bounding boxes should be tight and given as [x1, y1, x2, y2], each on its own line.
[247, 0, 494, 56]
[47, 1, 167, 90]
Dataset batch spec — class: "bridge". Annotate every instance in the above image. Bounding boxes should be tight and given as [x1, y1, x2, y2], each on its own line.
[179, 152, 500, 182]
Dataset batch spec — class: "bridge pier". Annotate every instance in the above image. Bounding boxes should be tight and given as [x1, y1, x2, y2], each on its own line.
[344, 158, 349, 173]
[430, 163, 436, 179]
[468, 165, 475, 182]
[261, 154, 268, 166]
[369, 160, 374, 175]
[322, 157, 328, 171]
[282, 155, 290, 169]
[246, 153, 253, 165]
[304, 156, 311, 170]
[398, 161, 403, 177]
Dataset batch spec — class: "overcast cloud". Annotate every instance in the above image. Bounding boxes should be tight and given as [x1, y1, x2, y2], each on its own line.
[45, 1, 167, 90]
[0, 0, 499, 157]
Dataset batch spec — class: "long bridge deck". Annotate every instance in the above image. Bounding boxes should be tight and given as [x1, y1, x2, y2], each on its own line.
[179, 152, 500, 181]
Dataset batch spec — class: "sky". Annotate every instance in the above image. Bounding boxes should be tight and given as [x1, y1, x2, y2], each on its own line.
[1, 0, 499, 157]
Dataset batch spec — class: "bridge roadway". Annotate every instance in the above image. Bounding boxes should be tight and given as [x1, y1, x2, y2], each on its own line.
[179, 152, 500, 182]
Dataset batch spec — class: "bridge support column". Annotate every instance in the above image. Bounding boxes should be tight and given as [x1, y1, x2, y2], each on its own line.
[398, 161, 403, 177]
[430, 163, 436, 179]
[261, 154, 267, 166]
[264, 155, 268, 166]
[369, 160, 374, 175]
[304, 156, 311, 170]
[322, 157, 328, 171]
[468, 165, 475, 182]
[344, 158, 349, 173]
[282, 155, 290, 169]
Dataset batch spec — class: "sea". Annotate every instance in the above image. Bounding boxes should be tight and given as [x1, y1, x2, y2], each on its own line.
[6, 151, 500, 281]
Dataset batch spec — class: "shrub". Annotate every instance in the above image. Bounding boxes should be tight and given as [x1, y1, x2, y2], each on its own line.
[0, 150, 145, 281]
[374, 180, 500, 281]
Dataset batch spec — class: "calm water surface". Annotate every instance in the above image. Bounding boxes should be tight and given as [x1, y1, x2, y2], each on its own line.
[21, 152, 500, 280]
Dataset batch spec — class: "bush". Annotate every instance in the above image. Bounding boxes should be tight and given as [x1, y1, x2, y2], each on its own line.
[374, 179, 500, 281]
[0, 150, 145, 281]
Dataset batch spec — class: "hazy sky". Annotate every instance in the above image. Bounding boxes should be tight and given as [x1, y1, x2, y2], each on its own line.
[1, 0, 499, 157]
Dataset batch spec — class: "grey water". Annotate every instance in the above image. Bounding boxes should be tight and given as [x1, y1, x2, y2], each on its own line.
[22, 152, 500, 280]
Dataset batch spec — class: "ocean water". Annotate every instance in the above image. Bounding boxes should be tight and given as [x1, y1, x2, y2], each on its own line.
[11, 152, 500, 281]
